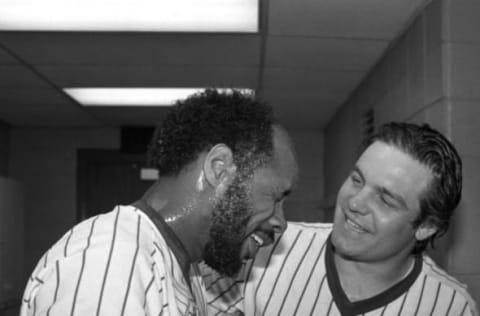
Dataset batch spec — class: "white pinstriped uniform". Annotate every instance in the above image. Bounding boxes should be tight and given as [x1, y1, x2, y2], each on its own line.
[201, 222, 478, 316]
[20, 205, 206, 316]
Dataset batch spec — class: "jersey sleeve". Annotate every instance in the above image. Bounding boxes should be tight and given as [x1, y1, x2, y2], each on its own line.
[20, 210, 167, 316]
[20, 239, 163, 316]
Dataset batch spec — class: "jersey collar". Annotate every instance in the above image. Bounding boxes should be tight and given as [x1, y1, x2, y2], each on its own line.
[325, 234, 422, 315]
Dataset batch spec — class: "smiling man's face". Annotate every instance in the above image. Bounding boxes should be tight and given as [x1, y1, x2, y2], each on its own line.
[202, 127, 297, 276]
[331, 141, 434, 263]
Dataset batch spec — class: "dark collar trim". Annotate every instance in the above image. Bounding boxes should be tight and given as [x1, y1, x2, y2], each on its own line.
[132, 200, 192, 287]
[325, 234, 422, 316]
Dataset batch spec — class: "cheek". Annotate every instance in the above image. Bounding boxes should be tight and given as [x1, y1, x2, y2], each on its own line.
[376, 214, 415, 237]
[250, 193, 275, 216]
[250, 206, 275, 224]
[246, 203, 276, 231]
[336, 180, 355, 204]
[333, 184, 351, 215]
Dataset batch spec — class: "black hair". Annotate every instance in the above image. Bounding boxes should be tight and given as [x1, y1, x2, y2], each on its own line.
[147, 89, 275, 177]
[363, 122, 462, 253]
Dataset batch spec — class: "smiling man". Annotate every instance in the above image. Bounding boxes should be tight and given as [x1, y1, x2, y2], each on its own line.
[20, 89, 298, 316]
[203, 122, 478, 316]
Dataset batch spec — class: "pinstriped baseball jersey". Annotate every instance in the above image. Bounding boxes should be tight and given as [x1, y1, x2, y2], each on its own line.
[20, 205, 206, 316]
[201, 222, 478, 316]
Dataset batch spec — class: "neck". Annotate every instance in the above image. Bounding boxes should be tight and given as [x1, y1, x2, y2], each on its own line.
[141, 175, 212, 264]
[334, 250, 416, 302]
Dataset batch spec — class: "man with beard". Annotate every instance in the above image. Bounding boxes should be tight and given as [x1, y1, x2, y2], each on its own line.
[20, 89, 298, 316]
[203, 122, 478, 316]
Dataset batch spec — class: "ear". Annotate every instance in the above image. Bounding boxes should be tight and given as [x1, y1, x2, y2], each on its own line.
[203, 144, 237, 195]
[415, 222, 438, 241]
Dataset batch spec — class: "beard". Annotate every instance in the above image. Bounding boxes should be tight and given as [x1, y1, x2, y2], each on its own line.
[202, 174, 252, 277]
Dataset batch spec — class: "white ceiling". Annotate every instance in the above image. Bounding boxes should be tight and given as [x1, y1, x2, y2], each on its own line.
[0, 0, 430, 130]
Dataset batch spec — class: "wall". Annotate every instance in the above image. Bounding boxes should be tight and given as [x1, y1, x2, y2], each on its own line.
[0, 121, 10, 176]
[324, 0, 480, 303]
[9, 127, 120, 280]
[285, 130, 325, 222]
[443, 0, 480, 303]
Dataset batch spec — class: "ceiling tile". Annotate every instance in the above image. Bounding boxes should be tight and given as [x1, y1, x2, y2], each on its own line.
[265, 36, 388, 71]
[0, 33, 262, 66]
[0, 87, 72, 105]
[269, 0, 430, 38]
[38, 65, 259, 88]
[262, 68, 363, 95]
[0, 46, 17, 63]
[262, 91, 347, 129]
[0, 65, 50, 87]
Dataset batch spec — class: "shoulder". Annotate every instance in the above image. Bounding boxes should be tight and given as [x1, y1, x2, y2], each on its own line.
[284, 221, 332, 235]
[21, 206, 164, 315]
[265, 221, 331, 256]
[249, 221, 331, 282]
[57, 205, 152, 257]
[31, 205, 160, 278]
[420, 255, 479, 316]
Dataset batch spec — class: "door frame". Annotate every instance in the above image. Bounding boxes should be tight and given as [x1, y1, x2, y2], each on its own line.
[76, 149, 148, 222]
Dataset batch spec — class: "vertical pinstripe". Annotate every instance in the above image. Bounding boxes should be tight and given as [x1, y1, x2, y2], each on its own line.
[32, 296, 37, 316]
[260, 230, 302, 315]
[20, 205, 204, 316]
[413, 275, 427, 315]
[46, 261, 60, 316]
[462, 301, 469, 315]
[308, 274, 327, 316]
[294, 239, 326, 316]
[326, 297, 334, 315]
[253, 234, 286, 307]
[144, 275, 155, 309]
[446, 291, 457, 315]
[120, 213, 142, 316]
[70, 215, 99, 316]
[430, 282, 442, 316]
[379, 304, 388, 316]
[43, 251, 49, 268]
[277, 232, 316, 315]
[95, 207, 120, 316]
[396, 290, 409, 315]
[63, 228, 74, 257]
[202, 222, 478, 316]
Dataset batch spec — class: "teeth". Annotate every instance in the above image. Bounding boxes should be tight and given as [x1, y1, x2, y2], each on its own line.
[347, 218, 367, 233]
[251, 233, 264, 247]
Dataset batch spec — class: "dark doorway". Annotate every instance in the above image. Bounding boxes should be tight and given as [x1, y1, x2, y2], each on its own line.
[77, 149, 156, 222]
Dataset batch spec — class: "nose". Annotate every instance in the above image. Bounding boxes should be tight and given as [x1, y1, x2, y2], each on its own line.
[348, 189, 369, 215]
[269, 203, 287, 234]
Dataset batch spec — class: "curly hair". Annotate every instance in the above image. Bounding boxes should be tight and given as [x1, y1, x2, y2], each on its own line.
[363, 122, 462, 254]
[147, 89, 275, 177]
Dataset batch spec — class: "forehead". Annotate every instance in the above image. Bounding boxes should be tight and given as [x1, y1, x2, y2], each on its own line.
[253, 127, 298, 189]
[358, 142, 433, 205]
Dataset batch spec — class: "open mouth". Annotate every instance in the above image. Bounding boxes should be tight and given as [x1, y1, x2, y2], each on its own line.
[251, 232, 265, 247]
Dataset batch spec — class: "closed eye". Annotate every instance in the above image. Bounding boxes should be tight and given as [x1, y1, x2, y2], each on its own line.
[350, 167, 364, 186]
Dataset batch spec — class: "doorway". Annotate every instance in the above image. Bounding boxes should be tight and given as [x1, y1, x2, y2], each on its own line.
[77, 149, 155, 221]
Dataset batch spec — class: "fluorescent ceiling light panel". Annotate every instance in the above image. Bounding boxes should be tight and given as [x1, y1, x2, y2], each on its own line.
[64, 88, 254, 106]
[0, 0, 258, 32]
